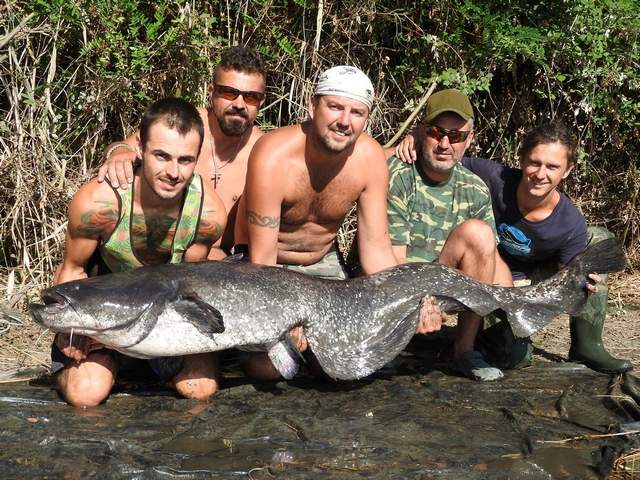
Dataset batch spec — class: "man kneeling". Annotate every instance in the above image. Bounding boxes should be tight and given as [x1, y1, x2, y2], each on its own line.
[51, 98, 227, 406]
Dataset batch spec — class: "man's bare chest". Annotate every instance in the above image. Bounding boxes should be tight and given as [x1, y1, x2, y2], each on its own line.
[283, 176, 361, 226]
[196, 150, 248, 213]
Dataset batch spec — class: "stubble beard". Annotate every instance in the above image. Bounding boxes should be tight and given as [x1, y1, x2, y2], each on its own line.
[315, 127, 358, 155]
[418, 148, 460, 177]
[141, 165, 184, 202]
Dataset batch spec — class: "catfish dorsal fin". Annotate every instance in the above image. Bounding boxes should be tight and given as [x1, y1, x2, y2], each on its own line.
[174, 292, 225, 335]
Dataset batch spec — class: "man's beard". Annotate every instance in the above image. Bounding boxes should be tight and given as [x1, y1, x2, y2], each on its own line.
[318, 136, 355, 153]
[418, 148, 460, 175]
[218, 110, 251, 137]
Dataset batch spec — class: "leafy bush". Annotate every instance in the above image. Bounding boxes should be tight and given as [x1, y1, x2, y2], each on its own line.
[0, 0, 638, 307]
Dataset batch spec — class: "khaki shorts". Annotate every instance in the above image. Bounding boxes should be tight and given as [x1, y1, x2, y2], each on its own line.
[278, 248, 348, 280]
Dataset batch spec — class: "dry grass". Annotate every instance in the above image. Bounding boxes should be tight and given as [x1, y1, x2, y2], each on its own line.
[613, 449, 640, 479]
[0, 7, 102, 312]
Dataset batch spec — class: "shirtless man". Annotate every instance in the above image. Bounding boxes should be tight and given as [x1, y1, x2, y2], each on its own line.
[235, 66, 443, 380]
[53, 98, 228, 407]
[98, 47, 265, 258]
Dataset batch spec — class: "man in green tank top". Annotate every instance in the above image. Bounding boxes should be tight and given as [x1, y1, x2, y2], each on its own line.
[51, 98, 228, 407]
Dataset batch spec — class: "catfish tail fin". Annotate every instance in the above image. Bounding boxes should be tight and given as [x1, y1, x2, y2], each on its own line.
[500, 238, 626, 338]
[566, 237, 626, 275]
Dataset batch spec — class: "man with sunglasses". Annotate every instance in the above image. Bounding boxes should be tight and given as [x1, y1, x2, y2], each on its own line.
[385, 88, 512, 381]
[96, 47, 266, 258]
[394, 119, 632, 375]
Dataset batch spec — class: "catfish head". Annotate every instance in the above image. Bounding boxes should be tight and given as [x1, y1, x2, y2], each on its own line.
[29, 268, 225, 350]
[29, 270, 179, 347]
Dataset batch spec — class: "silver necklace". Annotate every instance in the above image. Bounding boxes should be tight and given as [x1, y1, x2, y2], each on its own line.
[208, 114, 250, 188]
[210, 135, 233, 189]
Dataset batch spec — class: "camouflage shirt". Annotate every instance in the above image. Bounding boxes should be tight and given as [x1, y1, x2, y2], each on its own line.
[387, 155, 496, 263]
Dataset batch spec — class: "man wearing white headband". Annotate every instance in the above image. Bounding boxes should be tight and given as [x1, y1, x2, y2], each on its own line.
[234, 65, 436, 380]
[315, 65, 375, 110]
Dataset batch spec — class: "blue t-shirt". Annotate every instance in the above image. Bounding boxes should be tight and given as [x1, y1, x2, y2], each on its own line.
[461, 157, 587, 279]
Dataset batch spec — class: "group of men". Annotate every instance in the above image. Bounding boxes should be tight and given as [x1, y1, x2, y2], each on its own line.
[51, 47, 630, 407]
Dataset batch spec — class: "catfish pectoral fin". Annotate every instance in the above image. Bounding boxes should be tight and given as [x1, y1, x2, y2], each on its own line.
[174, 294, 225, 334]
[309, 306, 420, 381]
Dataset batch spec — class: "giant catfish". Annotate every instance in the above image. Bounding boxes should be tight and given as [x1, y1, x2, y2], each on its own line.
[30, 239, 625, 380]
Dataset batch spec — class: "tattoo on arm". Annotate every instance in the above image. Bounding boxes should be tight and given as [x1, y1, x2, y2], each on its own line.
[197, 210, 224, 244]
[247, 210, 280, 229]
[77, 201, 119, 238]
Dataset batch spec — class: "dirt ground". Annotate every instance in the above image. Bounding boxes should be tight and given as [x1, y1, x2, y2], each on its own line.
[1, 273, 639, 380]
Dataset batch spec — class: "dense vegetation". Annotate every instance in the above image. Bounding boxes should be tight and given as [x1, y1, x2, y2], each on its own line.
[1, 0, 638, 306]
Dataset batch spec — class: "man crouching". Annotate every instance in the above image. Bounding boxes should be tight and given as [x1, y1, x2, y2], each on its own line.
[52, 98, 227, 406]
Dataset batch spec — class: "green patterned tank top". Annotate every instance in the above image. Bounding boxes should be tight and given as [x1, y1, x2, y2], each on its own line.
[100, 173, 204, 272]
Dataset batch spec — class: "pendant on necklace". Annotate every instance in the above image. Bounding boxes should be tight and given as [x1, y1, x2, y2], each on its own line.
[212, 152, 221, 189]
[212, 170, 222, 189]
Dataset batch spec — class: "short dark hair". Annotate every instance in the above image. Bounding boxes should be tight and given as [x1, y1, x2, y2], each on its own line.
[214, 46, 266, 83]
[139, 97, 205, 155]
[519, 121, 577, 166]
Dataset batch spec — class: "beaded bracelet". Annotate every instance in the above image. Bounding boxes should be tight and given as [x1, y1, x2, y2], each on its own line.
[104, 142, 135, 160]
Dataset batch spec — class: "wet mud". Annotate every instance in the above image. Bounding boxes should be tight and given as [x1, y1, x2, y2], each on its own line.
[1, 337, 639, 479]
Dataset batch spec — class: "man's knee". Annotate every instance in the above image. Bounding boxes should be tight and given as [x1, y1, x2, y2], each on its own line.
[57, 357, 116, 407]
[447, 219, 496, 257]
[586, 225, 614, 286]
[174, 376, 219, 400]
[172, 353, 220, 400]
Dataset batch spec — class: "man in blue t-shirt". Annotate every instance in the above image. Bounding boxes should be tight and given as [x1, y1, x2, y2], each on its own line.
[460, 155, 587, 281]
[394, 121, 631, 374]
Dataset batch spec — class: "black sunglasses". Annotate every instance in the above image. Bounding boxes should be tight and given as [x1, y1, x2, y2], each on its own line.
[425, 125, 472, 144]
[214, 84, 265, 106]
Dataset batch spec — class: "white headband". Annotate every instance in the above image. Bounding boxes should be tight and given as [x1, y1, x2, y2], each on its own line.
[314, 65, 374, 110]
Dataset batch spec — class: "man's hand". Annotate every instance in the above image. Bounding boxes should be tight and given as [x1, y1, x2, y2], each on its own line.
[416, 296, 447, 334]
[55, 333, 104, 362]
[394, 132, 417, 164]
[586, 273, 603, 295]
[288, 325, 308, 352]
[97, 143, 137, 189]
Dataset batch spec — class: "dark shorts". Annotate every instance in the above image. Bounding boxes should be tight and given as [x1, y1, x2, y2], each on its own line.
[50, 339, 184, 381]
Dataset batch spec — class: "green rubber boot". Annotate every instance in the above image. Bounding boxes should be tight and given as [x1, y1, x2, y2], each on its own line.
[568, 291, 632, 374]
[568, 226, 632, 374]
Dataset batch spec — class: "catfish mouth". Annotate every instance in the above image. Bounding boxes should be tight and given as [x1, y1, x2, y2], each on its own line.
[29, 290, 81, 331]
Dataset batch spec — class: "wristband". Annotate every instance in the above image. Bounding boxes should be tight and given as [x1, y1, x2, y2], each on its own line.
[104, 142, 135, 160]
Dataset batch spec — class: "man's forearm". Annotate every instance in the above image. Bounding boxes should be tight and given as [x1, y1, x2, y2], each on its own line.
[359, 247, 398, 275]
[54, 263, 88, 286]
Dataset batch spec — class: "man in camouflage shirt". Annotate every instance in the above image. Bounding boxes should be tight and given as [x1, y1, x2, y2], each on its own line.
[385, 89, 513, 381]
